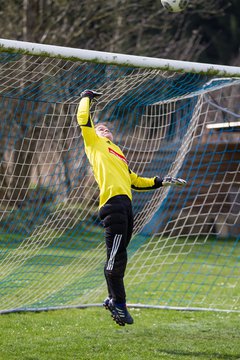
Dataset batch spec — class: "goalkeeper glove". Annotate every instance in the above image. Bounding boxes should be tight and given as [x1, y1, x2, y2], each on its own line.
[80, 89, 103, 100]
[162, 176, 187, 187]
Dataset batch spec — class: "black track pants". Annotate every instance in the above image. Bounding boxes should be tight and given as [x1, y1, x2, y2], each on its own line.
[99, 195, 134, 304]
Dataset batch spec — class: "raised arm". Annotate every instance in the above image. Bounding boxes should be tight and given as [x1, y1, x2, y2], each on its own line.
[77, 90, 102, 146]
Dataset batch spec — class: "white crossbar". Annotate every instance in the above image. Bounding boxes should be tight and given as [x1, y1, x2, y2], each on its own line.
[0, 38, 240, 76]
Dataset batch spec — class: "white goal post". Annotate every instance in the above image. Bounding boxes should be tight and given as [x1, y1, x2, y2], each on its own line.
[0, 38, 239, 313]
[1, 38, 240, 76]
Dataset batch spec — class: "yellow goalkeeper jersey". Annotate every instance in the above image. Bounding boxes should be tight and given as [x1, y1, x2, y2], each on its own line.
[77, 97, 157, 208]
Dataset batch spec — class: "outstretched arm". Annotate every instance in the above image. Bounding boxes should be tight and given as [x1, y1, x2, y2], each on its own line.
[130, 169, 158, 191]
[130, 169, 187, 191]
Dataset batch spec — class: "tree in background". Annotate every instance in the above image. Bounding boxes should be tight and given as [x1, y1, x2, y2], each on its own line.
[0, 0, 239, 64]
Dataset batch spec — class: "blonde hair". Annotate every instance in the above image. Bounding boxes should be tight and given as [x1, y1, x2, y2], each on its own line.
[95, 122, 111, 131]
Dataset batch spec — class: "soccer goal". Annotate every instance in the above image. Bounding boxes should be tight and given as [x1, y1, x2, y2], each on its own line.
[0, 39, 239, 313]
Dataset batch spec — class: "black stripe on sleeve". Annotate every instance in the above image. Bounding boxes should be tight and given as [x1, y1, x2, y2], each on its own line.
[131, 177, 163, 191]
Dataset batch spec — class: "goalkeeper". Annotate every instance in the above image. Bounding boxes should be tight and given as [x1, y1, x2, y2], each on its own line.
[77, 90, 187, 326]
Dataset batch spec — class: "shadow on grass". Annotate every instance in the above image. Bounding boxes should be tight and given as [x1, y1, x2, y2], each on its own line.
[157, 349, 240, 359]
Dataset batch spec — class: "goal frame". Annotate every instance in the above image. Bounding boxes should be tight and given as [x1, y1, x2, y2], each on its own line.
[0, 38, 240, 77]
[0, 38, 239, 314]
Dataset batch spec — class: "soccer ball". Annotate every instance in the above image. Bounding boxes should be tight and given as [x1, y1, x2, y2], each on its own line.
[161, 0, 189, 13]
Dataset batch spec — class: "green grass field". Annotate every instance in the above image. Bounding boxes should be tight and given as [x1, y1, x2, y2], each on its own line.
[1, 231, 239, 359]
[0, 307, 239, 360]
[1, 234, 239, 311]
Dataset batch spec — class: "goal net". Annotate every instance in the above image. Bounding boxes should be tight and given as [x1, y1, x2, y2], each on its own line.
[0, 40, 239, 313]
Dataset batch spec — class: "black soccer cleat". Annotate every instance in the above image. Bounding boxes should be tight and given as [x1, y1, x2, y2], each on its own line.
[103, 297, 112, 311]
[113, 303, 134, 326]
[104, 298, 134, 326]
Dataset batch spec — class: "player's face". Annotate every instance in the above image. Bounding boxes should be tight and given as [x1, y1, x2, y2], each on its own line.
[95, 124, 113, 142]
